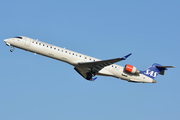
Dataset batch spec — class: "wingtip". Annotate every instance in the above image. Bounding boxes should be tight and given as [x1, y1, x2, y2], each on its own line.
[121, 53, 132, 60]
[93, 77, 97, 81]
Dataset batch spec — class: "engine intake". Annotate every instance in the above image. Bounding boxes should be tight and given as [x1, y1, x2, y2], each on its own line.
[124, 64, 140, 74]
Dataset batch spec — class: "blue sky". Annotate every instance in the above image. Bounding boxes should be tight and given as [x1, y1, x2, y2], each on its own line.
[1, 0, 179, 120]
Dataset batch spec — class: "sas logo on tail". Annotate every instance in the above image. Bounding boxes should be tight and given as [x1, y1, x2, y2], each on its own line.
[144, 69, 158, 77]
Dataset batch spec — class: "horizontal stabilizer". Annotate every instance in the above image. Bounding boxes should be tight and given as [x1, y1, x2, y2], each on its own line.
[156, 65, 176, 75]
[156, 66, 176, 68]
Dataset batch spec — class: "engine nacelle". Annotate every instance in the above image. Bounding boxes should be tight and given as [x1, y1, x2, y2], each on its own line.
[124, 64, 140, 74]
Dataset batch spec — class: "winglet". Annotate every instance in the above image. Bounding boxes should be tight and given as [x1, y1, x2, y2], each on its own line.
[120, 53, 132, 60]
[93, 77, 97, 81]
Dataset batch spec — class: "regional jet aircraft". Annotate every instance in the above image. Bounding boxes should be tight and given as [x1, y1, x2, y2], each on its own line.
[4, 36, 176, 83]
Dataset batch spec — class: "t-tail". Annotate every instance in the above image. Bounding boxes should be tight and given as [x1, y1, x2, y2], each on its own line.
[141, 63, 176, 79]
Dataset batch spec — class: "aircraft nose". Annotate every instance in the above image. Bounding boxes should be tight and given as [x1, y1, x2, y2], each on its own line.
[152, 80, 156, 83]
[4, 39, 7, 42]
[4, 39, 10, 46]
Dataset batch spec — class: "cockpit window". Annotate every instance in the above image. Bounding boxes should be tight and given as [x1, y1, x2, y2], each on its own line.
[14, 36, 22, 39]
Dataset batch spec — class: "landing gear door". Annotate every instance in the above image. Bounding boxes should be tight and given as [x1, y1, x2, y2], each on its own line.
[24, 37, 31, 47]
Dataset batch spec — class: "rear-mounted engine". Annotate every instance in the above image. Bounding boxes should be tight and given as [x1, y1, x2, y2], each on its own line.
[124, 64, 140, 74]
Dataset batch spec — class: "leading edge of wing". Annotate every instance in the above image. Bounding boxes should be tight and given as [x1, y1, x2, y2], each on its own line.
[77, 53, 132, 68]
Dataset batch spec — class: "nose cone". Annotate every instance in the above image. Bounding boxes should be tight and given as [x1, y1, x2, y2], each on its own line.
[4, 39, 10, 46]
[152, 80, 156, 83]
[4, 39, 7, 42]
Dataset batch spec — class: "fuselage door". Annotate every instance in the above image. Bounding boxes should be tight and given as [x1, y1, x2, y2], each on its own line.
[24, 37, 31, 47]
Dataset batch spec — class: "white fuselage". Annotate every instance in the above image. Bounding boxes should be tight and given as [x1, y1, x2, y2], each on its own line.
[4, 36, 155, 83]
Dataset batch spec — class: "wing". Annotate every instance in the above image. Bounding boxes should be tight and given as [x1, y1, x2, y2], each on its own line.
[74, 53, 132, 81]
[78, 58, 122, 72]
[78, 53, 132, 72]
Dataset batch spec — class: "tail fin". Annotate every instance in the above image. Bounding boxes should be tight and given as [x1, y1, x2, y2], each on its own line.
[141, 63, 176, 79]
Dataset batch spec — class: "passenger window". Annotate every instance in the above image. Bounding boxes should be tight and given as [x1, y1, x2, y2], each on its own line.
[54, 48, 56, 50]
[65, 51, 67, 53]
[50, 46, 52, 49]
[36, 42, 38, 44]
[39, 43, 41, 45]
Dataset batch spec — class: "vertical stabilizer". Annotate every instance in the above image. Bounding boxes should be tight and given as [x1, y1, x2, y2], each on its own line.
[141, 63, 175, 79]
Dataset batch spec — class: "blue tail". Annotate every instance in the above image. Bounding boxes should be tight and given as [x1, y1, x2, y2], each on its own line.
[141, 63, 168, 79]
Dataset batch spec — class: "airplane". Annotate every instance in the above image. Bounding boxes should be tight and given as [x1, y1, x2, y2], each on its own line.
[4, 36, 176, 83]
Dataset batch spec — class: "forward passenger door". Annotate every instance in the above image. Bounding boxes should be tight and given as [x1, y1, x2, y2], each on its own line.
[24, 37, 31, 47]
